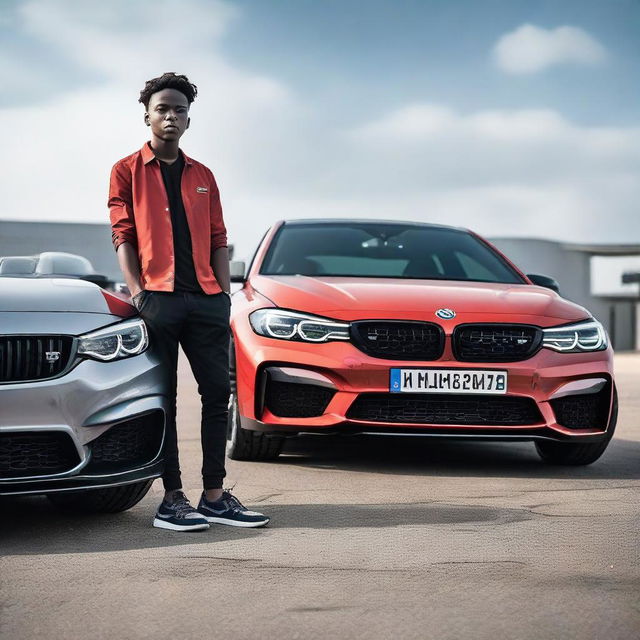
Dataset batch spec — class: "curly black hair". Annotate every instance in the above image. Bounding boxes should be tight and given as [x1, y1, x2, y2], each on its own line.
[138, 72, 198, 108]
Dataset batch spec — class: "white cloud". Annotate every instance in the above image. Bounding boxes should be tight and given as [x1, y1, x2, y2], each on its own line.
[350, 104, 640, 173]
[493, 24, 608, 74]
[343, 103, 640, 249]
[0, 0, 300, 257]
[353, 106, 573, 142]
[0, 2, 637, 261]
[355, 104, 456, 138]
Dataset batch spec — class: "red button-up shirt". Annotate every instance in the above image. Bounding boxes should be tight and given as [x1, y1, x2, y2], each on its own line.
[108, 142, 227, 294]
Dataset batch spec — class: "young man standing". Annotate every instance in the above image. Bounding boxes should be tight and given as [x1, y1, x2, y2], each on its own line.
[109, 72, 269, 531]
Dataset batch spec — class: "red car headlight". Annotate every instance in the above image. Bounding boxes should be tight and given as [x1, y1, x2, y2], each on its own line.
[542, 320, 607, 353]
[249, 309, 350, 343]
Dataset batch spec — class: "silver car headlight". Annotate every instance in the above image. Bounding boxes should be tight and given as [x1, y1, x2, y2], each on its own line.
[77, 318, 149, 361]
[249, 309, 350, 343]
[542, 320, 607, 353]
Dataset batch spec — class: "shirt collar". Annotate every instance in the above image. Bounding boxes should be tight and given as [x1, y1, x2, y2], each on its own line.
[141, 141, 193, 167]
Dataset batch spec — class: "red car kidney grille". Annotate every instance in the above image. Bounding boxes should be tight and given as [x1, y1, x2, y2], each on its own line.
[350, 321, 444, 361]
[453, 325, 542, 362]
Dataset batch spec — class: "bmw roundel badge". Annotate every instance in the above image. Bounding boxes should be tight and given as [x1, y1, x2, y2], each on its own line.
[435, 308, 456, 320]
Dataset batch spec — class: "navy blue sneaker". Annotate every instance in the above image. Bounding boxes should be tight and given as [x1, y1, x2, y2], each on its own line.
[153, 491, 210, 531]
[197, 490, 270, 528]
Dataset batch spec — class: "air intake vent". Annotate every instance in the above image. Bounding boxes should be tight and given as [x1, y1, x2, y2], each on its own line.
[347, 393, 543, 425]
[265, 381, 335, 418]
[0, 431, 80, 478]
[551, 384, 611, 430]
[87, 411, 165, 471]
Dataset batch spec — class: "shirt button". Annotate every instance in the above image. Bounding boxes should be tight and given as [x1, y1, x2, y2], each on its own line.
[165, 207, 169, 212]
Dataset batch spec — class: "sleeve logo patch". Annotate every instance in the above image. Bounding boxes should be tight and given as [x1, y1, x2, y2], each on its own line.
[196, 186, 208, 193]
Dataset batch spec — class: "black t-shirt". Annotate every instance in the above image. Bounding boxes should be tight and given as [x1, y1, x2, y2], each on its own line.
[159, 153, 204, 293]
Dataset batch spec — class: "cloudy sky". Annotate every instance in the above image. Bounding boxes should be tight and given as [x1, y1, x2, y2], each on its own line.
[1, 0, 638, 258]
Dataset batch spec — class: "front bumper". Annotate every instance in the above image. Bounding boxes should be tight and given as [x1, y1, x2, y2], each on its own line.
[0, 351, 168, 495]
[0, 459, 165, 496]
[234, 328, 615, 442]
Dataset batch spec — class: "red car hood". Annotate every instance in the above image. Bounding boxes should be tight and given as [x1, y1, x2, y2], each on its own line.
[250, 275, 590, 328]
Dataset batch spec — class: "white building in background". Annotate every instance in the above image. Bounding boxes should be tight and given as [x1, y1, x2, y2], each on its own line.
[1, 221, 639, 350]
[490, 238, 640, 351]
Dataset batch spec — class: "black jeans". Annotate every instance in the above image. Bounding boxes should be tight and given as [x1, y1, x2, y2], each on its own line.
[136, 290, 231, 491]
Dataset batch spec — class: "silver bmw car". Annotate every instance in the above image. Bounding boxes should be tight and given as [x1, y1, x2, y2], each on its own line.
[0, 265, 167, 512]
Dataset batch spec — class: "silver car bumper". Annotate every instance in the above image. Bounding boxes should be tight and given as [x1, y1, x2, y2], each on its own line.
[0, 350, 168, 495]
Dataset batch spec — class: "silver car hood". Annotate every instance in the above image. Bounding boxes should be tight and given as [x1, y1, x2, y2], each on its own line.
[0, 311, 125, 336]
[0, 277, 135, 335]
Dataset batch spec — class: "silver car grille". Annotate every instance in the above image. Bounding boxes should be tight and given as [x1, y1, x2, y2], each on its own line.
[0, 336, 73, 382]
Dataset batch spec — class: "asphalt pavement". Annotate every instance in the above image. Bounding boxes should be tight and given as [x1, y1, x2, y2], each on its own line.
[1, 353, 639, 640]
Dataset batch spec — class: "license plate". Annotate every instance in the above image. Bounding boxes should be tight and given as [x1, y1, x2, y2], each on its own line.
[390, 368, 508, 394]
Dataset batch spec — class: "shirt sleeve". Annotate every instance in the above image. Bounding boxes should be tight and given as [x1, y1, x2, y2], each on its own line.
[108, 160, 137, 251]
[208, 169, 228, 252]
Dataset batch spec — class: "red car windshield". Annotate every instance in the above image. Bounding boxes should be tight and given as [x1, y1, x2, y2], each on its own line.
[260, 223, 525, 284]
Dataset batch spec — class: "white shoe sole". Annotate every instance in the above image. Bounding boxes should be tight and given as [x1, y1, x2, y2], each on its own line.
[153, 517, 210, 532]
[203, 516, 270, 528]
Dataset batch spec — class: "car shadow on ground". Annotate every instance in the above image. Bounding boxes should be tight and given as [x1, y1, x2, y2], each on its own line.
[0, 493, 266, 555]
[2, 436, 637, 556]
[0, 494, 533, 557]
[278, 434, 640, 480]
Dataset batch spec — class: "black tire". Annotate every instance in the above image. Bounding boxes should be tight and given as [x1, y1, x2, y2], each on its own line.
[48, 479, 153, 513]
[535, 388, 618, 465]
[227, 392, 284, 461]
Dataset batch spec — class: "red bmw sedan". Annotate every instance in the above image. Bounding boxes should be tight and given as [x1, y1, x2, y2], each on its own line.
[227, 219, 616, 465]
